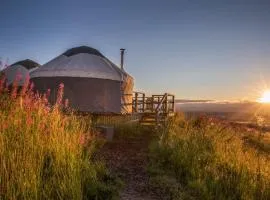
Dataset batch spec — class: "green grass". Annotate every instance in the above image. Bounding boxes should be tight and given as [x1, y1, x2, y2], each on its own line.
[149, 114, 270, 200]
[0, 81, 121, 199]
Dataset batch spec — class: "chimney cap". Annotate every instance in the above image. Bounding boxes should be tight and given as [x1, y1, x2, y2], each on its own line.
[120, 48, 125, 51]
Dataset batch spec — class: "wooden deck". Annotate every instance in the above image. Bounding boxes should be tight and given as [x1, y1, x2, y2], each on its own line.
[84, 92, 175, 127]
[132, 92, 175, 126]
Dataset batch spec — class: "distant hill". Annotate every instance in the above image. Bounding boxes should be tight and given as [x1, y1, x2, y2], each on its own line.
[176, 101, 270, 122]
[176, 101, 266, 113]
[175, 99, 213, 103]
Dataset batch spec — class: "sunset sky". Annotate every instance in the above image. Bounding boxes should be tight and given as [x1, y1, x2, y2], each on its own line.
[1, 0, 270, 101]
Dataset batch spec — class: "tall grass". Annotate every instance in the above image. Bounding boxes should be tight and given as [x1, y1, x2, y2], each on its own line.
[0, 76, 121, 199]
[149, 114, 270, 199]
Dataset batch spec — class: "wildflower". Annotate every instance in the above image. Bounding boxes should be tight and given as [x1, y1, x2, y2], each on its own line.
[11, 83, 18, 99]
[79, 133, 92, 146]
[44, 106, 50, 114]
[30, 82, 34, 91]
[56, 83, 64, 105]
[79, 134, 86, 145]
[26, 115, 33, 125]
[0, 76, 6, 93]
[46, 88, 51, 98]
[19, 96, 23, 109]
[42, 93, 48, 105]
[23, 96, 32, 110]
[59, 83, 64, 89]
[20, 75, 30, 96]
[1, 122, 8, 130]
[64, 99, 69, 108]
[4, 82, 8, 91]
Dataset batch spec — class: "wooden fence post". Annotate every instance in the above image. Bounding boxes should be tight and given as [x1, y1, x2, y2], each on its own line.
[142, 93, 145, 112]
[135, 92, 138, 113]
[172, 95, 175, 112]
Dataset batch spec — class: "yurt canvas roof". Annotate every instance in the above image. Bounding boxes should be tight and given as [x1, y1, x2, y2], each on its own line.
[30, 46, 132, 81]
[3, 59, 40, 86]
[11, 59, 40, 70]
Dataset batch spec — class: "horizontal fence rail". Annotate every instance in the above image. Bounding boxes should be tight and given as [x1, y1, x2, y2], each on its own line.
[132, 91, 175, 126]
[132, 92, 175, 114]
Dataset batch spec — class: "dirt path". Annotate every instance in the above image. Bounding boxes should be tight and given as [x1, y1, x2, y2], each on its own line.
[98, 134, 160, 200]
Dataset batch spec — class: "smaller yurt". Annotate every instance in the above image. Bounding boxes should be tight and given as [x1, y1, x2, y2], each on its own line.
[2, 59, 40, 87]
[30, 46, 134, 114]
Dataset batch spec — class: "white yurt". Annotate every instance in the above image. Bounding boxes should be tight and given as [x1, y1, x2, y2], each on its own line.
[30, 46, 134, 114]
[2, 59, 40, 87]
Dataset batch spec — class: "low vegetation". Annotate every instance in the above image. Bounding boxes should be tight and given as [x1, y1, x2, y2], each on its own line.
[0, 78, 121, 199]
[149, 114, 270, 199]
[1, 74, 270, 200]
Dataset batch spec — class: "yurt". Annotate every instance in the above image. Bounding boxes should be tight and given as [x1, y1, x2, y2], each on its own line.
[30, 46, 134, 114]
[2, 59, 40, 87]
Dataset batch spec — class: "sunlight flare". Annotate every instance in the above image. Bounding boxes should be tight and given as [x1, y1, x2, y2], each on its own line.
[258, 90, 270, 103]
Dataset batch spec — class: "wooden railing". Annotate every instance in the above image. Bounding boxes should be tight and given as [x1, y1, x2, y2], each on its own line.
[133, 92, 146, 113]
[132, 92, 175, 114]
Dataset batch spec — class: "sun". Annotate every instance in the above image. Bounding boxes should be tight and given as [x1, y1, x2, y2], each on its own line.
[258, 90, 270, 103]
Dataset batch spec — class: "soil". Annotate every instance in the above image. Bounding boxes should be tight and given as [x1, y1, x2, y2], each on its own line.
[97, 134, 160, 200]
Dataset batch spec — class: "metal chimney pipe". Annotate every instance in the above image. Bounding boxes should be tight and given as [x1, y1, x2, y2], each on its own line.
[120, 48, 125, 70]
